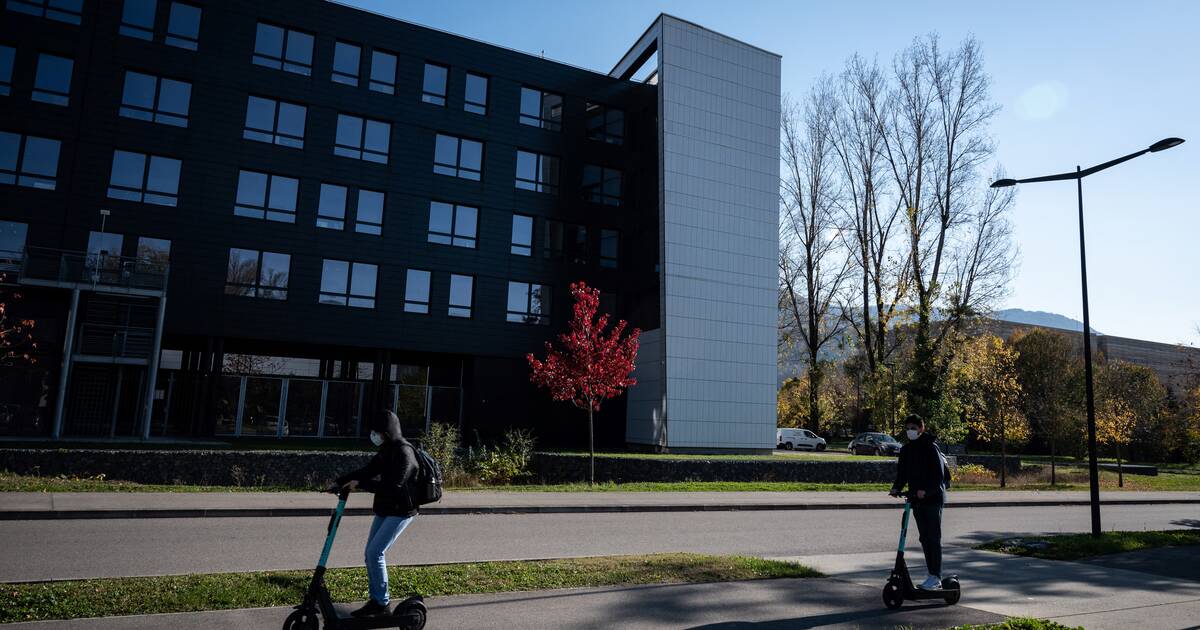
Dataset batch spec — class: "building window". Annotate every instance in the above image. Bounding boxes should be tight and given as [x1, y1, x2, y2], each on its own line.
[355, 189, 384, 235]
[334, 114, 389, 164]
[0, 46, 13, 96]
[119, 0, 154, 40]
[332, 41, 360, 86]
[427, 201, 477, 248]
[234, 169, 297, 223]
[586, 102, 624, 145]
[136, 236, 170, 266]
[544, 220, 587, 264]
[225, 248, 290, 300]
[507, 282, 550, 324]
[244, 95, 305, 148]
[0, 219, 28, 263]
[421, 62, 447, 106]
[120, 71, 191, 127]
[433, 134, 482, 180]
[32, 53, 72, 106]
[600, 229, 619, 268]
[448, 274, 473, 318]
[252, 22, 313, 76]
[403, 269, 430, 314]
[317, 183, 346, 230]
[369, 50, 396, 94]
[7, 0, 83, 24]
[515, 150, 558, 194]
[165, 2, 200, 49]
[107, 150, 179, 205]
[320, 259, 376, 308]
[582, 165, 622, 206]
[519, 87, 562, 131]
[464, 72, 487, 115]
[0, 132, 60, 189]
[510, 214, 533, 256]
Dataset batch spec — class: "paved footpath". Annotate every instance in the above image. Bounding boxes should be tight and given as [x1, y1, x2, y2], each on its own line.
[3, 490, 1198, 518]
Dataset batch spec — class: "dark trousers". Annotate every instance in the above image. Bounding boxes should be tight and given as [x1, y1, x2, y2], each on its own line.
[912, 502, 943, 576]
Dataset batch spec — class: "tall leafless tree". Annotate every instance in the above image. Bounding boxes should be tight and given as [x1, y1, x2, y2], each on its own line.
[779, 84, 851, 432]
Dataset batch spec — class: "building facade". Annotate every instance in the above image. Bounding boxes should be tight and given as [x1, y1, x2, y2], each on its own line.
[0, 1, 780, 450]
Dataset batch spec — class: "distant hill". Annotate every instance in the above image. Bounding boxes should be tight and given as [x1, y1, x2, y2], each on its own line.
[992, 308, 1100, 334]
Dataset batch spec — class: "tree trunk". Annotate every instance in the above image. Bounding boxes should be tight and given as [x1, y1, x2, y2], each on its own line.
[1117, 444, 1123, 488]
[999, 412, 1007, 488]
[807, 363, 821, 433]
[1049, 440, 1057, 486]
[588, 404, 595, 486]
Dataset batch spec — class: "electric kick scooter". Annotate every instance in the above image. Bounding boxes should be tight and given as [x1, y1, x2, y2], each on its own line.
[882, 496, 961, 609]
[283, 489, 426, 630]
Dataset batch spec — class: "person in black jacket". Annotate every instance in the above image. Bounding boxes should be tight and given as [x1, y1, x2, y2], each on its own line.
[889, 413, 950, 590]
[331, 410, 419, 618]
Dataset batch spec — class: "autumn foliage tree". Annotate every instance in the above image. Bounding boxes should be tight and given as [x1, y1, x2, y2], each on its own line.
[0, 272, 37, 366]
[948, 334, 1028, 486]
[1012, 328, 1083, 485]
[527, 282, 640, 485]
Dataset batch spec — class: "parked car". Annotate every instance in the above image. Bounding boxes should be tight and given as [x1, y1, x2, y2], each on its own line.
[848, 432, 901, 456]
[777, 428, 827, 451]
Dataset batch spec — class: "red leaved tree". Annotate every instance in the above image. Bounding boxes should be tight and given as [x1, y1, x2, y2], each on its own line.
[0, 272, 37, 366]
[527, 282, 640, 485]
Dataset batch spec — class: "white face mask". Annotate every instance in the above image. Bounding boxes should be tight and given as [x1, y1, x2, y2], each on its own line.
[369, 431, 384, 447]
[906, 429, 920, 441]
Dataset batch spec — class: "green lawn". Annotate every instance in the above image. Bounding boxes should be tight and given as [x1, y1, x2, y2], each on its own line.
[0, 554, 819, 624]
[545, 449, 888, 462]
[977, 530, 1200, 561]
[949, 620, 1083, 630]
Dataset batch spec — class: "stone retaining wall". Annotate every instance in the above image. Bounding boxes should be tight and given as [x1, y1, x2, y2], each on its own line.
[0, 449, 1021, 488]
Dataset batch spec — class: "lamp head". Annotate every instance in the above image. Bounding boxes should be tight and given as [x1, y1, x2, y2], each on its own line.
[1148, 137, 1184, 152]
[990, 178, 1018, 188]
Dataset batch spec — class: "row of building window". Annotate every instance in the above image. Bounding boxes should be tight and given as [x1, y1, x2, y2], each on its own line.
[8, 1, 628, 144]
[225, 248, 550, 324]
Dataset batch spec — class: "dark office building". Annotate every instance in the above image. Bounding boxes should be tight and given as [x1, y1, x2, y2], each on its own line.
[1, 1, 782, 450]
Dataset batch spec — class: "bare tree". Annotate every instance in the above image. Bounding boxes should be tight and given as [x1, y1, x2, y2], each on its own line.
[831, 54, 911, 375]
[779, 84, 851, 432]
[877, 34, 1007, 417]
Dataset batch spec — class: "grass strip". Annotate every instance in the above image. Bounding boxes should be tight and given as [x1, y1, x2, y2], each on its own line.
[976, 529, 1200, 561]
[949, 619, 1084, 630]
[0, 553, 819, 624]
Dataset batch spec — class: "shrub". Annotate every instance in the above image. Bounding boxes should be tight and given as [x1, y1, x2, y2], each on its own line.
[955, 463, 996, 484]
[420, 423, 474, 487]
[475, 428, 536, 485]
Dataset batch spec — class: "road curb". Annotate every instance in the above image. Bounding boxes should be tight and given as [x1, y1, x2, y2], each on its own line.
[3, 497, 1199, 520]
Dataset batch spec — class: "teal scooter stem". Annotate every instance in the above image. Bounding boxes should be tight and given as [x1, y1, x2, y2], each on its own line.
[282, 489, 427, 630]
[882, 496, 961, 609]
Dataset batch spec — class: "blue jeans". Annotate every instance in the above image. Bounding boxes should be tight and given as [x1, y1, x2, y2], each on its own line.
[365, 514, 414, 605]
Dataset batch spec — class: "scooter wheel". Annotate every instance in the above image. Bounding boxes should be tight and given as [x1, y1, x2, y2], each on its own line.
[882, 580, 904, 609]
[394, 599, 427, 630]
[941, 577, 961, 605]
[282, 609, 319, 630]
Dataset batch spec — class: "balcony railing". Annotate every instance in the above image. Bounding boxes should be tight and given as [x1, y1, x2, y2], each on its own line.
[16, 247, 169, 293]
[76, 323, 156, 359]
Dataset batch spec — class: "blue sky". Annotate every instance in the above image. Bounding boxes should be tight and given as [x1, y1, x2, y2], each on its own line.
[342, 0, 1198, 345]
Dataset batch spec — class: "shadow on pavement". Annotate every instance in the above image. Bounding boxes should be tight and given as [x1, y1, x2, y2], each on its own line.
[684, 602, 948, 629]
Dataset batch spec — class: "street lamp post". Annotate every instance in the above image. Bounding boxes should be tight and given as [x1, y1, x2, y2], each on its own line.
[991, 137, 1184, 538]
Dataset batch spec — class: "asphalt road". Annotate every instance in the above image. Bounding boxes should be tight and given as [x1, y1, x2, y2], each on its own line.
[2, 503, 1195, 582]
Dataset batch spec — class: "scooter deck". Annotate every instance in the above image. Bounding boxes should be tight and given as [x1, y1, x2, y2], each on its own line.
[326, 601, 424, 629]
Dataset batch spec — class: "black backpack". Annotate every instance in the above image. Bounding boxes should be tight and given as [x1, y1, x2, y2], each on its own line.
[406, 443, 443, 506]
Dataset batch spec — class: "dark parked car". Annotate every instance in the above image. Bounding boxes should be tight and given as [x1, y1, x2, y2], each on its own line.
[848, 432, 901, 456]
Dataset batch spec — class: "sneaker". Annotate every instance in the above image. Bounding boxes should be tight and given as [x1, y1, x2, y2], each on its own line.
[350, 599, 389, 618]
[918, 574, 942, 590]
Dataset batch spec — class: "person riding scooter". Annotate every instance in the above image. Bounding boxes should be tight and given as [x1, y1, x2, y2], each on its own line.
[888, 413, 951, 591]
[330, 410, 420, 619]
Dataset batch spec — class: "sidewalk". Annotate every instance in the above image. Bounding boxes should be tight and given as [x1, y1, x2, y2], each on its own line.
[2, 490, 1198, 519]
[4, 548, 1198, 629]
[777, 547, 1200, 630]
[0, 577, 1005, 629]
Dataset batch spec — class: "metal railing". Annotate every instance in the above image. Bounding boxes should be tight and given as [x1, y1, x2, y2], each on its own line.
[76, 323, 156, 359]
[19, 247, 169, 292]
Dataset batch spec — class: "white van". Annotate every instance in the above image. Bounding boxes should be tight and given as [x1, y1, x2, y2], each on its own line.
[776, 428, 827, 451]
